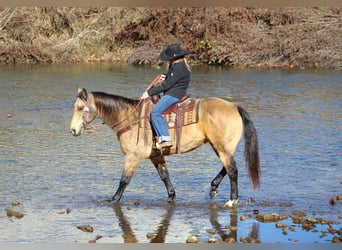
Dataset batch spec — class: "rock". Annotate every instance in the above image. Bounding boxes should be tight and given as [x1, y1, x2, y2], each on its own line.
[11, 200, 20, 206]
[292, 210, 307, 217]
[276, 223, 287, 228]
[256, 213, 280, 222]
[66, 208, 71, 214]
[206, 229, 216, 234]
[253, 209, 259, 214]
[95, 235, 103, 240]
[208, 236, 222, 243]
[336, 194, 342, 200]
[329, 198, 336, 205]
[302, 222, 315, 231]
[77, 225, 94, 233]
[240, 237, 261, 243]
[6, 209, 24, 219]
[332, 236, 342, 243]
[328, 228, 338, 234]
[186, 236, 198, 243]
[224, 237, 236, 243]
[225, 225, 238, 231]
[240, 215, 247, 221]
[146, 233, 155, 239]
[247, 197, 254, 203]
[7, 113, 12, 118]
[292, 216, 304, 224]
[88, 240, 96, 243]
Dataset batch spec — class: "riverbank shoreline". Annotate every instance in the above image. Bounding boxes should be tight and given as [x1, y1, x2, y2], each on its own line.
[0, 7, 340, 70]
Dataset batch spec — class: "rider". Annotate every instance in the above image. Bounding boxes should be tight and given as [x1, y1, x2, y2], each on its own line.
[140, 44, 191, 148]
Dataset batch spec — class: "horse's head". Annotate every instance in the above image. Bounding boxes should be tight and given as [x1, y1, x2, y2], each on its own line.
[70, 88, 97, 136]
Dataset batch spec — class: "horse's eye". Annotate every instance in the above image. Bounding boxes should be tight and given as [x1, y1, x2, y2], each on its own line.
[78, 106, 84, 111]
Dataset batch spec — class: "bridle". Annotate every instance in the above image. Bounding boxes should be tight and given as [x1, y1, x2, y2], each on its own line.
[83, 75, 163, 134]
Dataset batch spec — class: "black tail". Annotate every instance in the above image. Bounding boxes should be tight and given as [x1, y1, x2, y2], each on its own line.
[238, 106, 260, 188]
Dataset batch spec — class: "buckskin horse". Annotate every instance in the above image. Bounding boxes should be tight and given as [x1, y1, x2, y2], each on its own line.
[69, 88, 260, 207]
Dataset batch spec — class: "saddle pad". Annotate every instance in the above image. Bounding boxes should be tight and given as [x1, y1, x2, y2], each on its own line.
[139, 98, 201, 130]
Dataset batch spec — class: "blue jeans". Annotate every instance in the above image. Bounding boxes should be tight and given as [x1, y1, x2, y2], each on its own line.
[150, 95, 180, 143]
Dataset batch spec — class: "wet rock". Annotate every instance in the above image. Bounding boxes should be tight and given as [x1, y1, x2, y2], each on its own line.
[292, 215, 304, 224]
[224, 237, 236, 243]
[240, 215, 247, 221]
[57, 211, 65, 214]
[127, 206, 132, 210]
[332, 236, 342, 243]
[66, 208, 71, 214]
[256, 213, 280, 222]
[11, 200, 20, 206]
[253, 209, 259, 214]
[225, 225, 238, 231]
[247, 197, 254, 203]
[7, 113, 12, 118]
[289, 227, 296, 232]
[95, 235, 103, 240]
[186, 236, 198, 243]
[329, 197, 336, 205]
[6, 209, 25, 219]
[208, 236, 222, 243]
[77, 225, 94, 233]
[240, 237, 261, 243]
[146, 233, 155, 239]
[292, 210, 307, 217]
[276, 223, 287, 228]
[302, 221, 316, 231]
[88, 240, 96, 243]
[336, 194, 342, 200]
[206, 229, 216, 234]
[328, 228, 338, 234]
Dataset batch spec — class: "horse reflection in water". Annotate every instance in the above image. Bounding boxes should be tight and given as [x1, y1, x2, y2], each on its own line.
[113, 203, 175, 243]
[70, 88, 260, 207]
[112, 203, 259, 243]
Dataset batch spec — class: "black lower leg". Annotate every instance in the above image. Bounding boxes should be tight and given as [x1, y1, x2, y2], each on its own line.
[157, 164, 175, 202]
[151, 157, 175, 202]
[210, 167, 227, 199]
[112, 174, 132, 202]
[227, 158, 238, 201]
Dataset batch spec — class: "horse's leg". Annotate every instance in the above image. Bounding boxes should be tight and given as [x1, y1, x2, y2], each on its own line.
[224, 156, 238, 208]
[111, 154, 142, 202]
[150, 156, 176, 202]
[210, 145, 239, 207]
[210, 167, 227, 199]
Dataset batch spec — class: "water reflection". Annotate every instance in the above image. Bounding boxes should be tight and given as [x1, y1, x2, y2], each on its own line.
[0, 64, 341, 243]
[113, 203, 175, 243]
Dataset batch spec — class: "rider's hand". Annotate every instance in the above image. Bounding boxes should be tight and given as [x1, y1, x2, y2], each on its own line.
[140, 91, 149, 100]
[159, 75, 166, 82]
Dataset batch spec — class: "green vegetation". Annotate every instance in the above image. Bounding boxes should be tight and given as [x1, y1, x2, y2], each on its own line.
[0, 7, 340, 70]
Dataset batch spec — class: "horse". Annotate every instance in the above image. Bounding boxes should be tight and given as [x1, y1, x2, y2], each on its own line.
[69, 88, 260, 207]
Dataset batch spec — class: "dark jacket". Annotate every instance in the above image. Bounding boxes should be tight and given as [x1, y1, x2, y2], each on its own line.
[147, 61, 190, 99]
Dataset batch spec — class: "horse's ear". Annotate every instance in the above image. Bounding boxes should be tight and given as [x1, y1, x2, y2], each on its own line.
[77, 87, 88, 101]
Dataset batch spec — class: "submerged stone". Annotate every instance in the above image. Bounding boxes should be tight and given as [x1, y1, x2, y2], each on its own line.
[77, 225, 94, 233]
[186, 236, 198, 243]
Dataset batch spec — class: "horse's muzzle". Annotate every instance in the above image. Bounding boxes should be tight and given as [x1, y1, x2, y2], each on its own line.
[70, 128, 80, 136]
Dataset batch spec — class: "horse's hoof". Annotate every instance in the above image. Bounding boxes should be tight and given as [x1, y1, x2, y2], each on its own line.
[210, 190, 217, 199]
[224, 199, 238, 208]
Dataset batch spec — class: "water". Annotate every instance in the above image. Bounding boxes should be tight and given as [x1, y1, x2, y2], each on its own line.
[0, 63, 341, 243]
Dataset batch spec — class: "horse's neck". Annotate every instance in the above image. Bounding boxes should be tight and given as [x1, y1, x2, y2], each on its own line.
[93, 94, 139, 130]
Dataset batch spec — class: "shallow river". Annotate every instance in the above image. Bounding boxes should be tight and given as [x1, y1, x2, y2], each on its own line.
[0, 63, 341, 243]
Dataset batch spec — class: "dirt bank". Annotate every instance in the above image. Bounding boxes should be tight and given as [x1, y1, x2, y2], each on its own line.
[0, 7, 341, 70]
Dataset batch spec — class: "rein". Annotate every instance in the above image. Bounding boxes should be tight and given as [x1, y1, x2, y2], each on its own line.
[84, 75, 162, 134]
